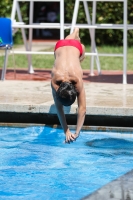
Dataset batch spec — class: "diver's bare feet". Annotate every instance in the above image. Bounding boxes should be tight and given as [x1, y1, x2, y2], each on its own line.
[73, 27, 80, 41]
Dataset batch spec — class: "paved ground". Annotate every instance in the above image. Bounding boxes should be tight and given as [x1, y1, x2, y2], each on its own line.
[0, 41, 133, 123]
[2, 68, 133, 84]
[82, 169, 133, 200]
[0, 76, 133, 117]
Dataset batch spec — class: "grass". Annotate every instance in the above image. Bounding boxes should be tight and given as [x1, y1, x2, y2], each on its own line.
[0, 46, 133, 70]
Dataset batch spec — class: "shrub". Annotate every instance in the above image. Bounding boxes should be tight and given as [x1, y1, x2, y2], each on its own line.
[65, 0, 133, 46]
[0, 0, 133, 46]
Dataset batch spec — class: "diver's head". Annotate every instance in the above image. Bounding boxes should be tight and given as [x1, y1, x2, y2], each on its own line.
[56, 82, 77, 106]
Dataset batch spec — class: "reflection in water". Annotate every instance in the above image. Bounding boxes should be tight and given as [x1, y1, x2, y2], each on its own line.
[85, 138, 133, 149]
[85, 138, 133, 157]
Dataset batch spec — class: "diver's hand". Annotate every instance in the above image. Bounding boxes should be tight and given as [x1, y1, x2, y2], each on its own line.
[74, 132, 80, 140]
[65, 130, 76, 144]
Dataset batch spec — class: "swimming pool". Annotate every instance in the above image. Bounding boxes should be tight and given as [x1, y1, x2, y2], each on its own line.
[0, 125, 133, 200]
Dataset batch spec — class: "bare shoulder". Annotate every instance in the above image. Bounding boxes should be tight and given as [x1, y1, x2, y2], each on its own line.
[75, 78, 84, 93]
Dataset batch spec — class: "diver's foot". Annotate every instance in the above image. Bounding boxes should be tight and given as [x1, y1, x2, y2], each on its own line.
[73, 27, 80, 41]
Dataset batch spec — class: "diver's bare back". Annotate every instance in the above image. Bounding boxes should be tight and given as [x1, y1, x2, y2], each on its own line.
[52, 46, 83, 91]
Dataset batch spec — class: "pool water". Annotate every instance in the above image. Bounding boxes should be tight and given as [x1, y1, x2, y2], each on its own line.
[0, 126, 133, 200]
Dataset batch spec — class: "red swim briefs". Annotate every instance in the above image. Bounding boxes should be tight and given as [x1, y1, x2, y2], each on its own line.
[54, 39, 83, 57]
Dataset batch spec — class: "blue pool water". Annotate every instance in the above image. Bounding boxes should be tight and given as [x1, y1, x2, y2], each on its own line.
[0, 126, 133, 200]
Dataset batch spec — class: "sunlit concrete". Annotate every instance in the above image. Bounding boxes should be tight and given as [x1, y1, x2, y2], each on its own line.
[82, 169, 133, 200]
[0, 81, 133, 117]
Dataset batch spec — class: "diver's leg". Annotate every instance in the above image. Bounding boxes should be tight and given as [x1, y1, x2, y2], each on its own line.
[65, 28, 80, 41]
[80, 44, 85, 62]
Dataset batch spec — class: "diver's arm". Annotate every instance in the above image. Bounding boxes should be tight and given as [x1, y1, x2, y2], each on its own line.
[75, 85, 86, 138]
[52, 89, 68, 132]
[52, 89, 76, 143]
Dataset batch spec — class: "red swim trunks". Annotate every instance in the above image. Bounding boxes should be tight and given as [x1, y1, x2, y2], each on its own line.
[54, 39, 83, 57]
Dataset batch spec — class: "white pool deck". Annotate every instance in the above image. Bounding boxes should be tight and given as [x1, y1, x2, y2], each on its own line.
[0, 80, 133, 117]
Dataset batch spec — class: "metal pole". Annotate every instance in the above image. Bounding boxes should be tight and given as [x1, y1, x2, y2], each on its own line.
[11, 0, 17, 21]
[28, 0, 34, 73]
[84, 1, 101, 75]
[60, 0, 64, 39]
[1, 47, 8, 80]
[70, 0, 80, 34]
[89, 1, 95, 75]
[123, 0, 127, 84]
[16, 1, 33, 71]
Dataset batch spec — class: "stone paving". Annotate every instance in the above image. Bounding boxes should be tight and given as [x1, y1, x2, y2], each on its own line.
[0, 79, 133, 117]
[1, 41, 133, 123]
[82, 169, 133, 200]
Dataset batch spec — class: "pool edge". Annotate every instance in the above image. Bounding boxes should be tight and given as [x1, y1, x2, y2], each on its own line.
[81, 169, 133, 200]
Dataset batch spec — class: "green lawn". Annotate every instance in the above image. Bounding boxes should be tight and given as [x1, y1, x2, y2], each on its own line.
[0, 46, 133, 70]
